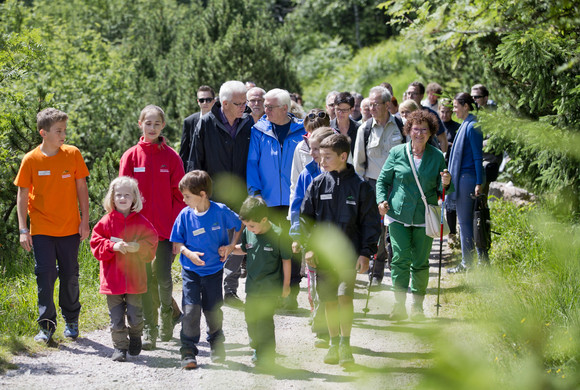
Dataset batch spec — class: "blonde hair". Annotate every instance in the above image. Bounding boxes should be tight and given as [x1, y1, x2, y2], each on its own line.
[103, 176, 144, 213]
[398, 99, 420, 113]
[139, 105, 165, 122]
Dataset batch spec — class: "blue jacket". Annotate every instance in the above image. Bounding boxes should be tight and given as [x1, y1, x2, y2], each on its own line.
[290, 159, 321, 240]
[246, 115, 305, 207]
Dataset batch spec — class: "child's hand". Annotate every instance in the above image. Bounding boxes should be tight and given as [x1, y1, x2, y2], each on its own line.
[304, 251, 317, 268]
[291, 241, 301, 254]
[282, 284, 291, 298]
[184, 249, 205, 266]
[113, 241, 128, 254]
[218, 244, 234, 262]
[356, 256, 370, 274]
[125, 242, 140, 253]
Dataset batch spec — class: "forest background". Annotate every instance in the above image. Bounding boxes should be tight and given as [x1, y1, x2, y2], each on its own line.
[1, 0, 579, 388]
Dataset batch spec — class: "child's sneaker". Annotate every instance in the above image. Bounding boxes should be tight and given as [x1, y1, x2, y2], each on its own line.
[210, 342, 226, 363]
[339, 343, 355, 366]
[181, 354, 197, 370]
[111, 348, 127, 362]
[63, 322, 79, 339]
[323, 344, 339, 365]
[33, 328, 54, 344]
[314, 336, 329, 348]
[129, 336, 142, 356]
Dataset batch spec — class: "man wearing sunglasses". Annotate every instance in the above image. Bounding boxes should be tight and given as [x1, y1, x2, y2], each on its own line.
[190, 80, 255, 306]
[180, 85, 216, 170]
[470, 84, 496, 110]
[247, 88, 306, 309]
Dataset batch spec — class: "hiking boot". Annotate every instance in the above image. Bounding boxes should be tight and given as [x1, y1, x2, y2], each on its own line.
[128, 336, 142, 356]
[224, 292, 244, 307]
[160, 308, 174, 342]
[142, 325, 158, 350]
[339, 343, 355, 366]
[410, 294, 426, 321]
[314, 336, 329, 349]
[447, 263, 468, 274]
[181, 354, 197, 370]
[34, 328, 54, 344]
[210, 342, 226, 363]
[389, 304, 408, 321]
[63, 322, 79, 340]
[323, 344, 339, 365]
[111, 348, 127, 362]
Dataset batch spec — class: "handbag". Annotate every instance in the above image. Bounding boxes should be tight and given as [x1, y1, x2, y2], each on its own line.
[406, 143, 450, 239]
[472, 194, 492, 250]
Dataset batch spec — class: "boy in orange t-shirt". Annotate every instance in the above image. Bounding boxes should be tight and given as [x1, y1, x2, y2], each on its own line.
[14, 108, 90, 344]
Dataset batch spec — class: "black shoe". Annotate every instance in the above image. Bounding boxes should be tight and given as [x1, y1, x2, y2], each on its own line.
[112, 348, 127, 362]
[181, 354, 197, 369]
[447, 264, 469, 274]
[224, 292, 243, 307]
[129, 336, 142, 356]
[370, 277, 382, 290]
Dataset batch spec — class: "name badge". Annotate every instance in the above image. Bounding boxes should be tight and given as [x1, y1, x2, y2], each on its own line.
[392, 135, 402, 142]
[110, 237, 122, 243]
[211, 226, 221, 231]
[160, 169, 169, 173]
[320, 194, 332, 200]
[346, 200, 356, 205]
[38, 170, 51, 176]
[192, 228, 206, 236]
[134, 167, 146, 173]
[264, 246, 274, 252]
[245, 243, 254, 249]
[62, 174, 71, 179]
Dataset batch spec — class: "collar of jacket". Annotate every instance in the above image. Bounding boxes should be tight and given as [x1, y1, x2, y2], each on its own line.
[138, 136, 167, 153]
[328, 163, 356, 180]
[110, 209, 138, 221]
[209, 101, 253, 131]
[252, 113, 304, 139]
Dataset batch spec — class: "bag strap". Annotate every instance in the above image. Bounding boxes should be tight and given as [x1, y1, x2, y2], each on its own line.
[405, 142, 429, 209]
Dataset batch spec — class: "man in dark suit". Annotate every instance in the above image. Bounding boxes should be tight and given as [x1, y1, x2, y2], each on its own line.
[180, 85, 216, 171]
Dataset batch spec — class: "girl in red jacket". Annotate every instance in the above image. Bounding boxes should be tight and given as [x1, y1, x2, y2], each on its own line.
[119, 105, 186, 349]
[91, 176, 158, 362]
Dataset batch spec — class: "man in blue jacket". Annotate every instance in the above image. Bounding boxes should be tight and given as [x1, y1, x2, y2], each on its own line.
[247, 88, 306, 309]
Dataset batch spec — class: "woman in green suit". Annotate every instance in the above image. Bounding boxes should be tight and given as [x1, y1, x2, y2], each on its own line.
[376, 110, 452, 320]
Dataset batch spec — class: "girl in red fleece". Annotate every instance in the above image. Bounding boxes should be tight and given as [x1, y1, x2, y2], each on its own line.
[90, 176, 158, 362]
[119, 105, 186, 349]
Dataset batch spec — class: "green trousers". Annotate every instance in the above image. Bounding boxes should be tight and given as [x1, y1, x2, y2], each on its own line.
[389, 222, 433, 296]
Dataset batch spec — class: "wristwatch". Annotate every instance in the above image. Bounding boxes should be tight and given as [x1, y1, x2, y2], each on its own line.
[19, 228, 29, 234]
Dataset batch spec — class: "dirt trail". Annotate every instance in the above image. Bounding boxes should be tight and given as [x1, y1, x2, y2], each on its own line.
[1, 240, 455, 390]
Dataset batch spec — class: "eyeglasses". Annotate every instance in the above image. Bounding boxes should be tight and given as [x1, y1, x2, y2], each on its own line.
[335, 108, 351, 114]
[232, 101, 247, 107]
[471, 95, 484, 99]
[411, 127, 429, 134]
[307, 111, 327, 120]
[197, 97, 214, 103]
[369, 102, 385, 108]
[264, 104, 282, 110]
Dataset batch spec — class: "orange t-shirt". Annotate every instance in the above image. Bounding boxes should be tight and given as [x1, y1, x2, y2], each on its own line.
[14, 144, 90, 237]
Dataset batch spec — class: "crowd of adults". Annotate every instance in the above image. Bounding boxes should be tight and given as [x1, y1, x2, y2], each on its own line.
[179, 80, 499, 311]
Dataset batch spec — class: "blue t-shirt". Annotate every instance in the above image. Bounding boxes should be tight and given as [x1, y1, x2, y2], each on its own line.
[170, 201, 242, 276]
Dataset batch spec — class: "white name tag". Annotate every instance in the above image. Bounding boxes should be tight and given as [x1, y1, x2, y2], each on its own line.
[110, 237, 122, 243]
[38, 170, 51, 176]
[62, 174, 71, 179]
[160, 169, 169, 173]
[192, 228, 206, 236]
[346, 200, 356, 205]
[320, 194, 332, 200]
[134, 167, 146, 173]
[245, 243, 253, 249]
[264, 247, 274, 252]
[211, 226, 221, 231]
[392, 135, 402, 142]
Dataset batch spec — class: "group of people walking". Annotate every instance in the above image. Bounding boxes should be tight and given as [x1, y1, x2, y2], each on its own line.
[14, 79, 496, 369]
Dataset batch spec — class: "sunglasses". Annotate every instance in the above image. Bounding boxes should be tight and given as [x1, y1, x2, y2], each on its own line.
[472, 95, 484, 99]
[198, 97, 214, 103]
[307, 111, 327, 120]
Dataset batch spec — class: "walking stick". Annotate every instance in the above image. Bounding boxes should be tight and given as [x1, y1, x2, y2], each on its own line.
[436, 172, 447, 317]
[362, 247, 379, 316]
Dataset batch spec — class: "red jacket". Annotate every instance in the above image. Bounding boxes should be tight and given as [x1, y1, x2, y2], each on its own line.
[119, 136, 186, 240]
[90, 210, 159, 295]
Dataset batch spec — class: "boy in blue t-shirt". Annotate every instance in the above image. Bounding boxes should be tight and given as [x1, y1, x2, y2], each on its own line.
[170, 170, 242, 370]
[232, 196, 291, 368]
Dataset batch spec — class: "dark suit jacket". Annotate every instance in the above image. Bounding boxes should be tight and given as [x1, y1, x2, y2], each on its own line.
[179, 111, 201, 170]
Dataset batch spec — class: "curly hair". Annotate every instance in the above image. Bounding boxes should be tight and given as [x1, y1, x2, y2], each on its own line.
[402, 110, 439, 137]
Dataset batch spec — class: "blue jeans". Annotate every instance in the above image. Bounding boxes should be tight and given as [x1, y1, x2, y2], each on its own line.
[180, 268, 224, 355]
[32, 234, 81, 331]
[455, 173, 487, 266]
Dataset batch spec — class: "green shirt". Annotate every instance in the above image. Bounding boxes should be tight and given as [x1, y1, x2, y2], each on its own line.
[241, 222, 292, 297]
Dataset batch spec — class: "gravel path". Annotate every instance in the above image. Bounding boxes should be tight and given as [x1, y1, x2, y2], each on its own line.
[1, 240, 455, 390]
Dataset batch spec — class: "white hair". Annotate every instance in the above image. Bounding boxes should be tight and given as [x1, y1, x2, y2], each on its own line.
[369, 86, 392, 103]
[264, 88, 291, 111]
[219, 80, 247, 102]
[246, 87, 266, 99]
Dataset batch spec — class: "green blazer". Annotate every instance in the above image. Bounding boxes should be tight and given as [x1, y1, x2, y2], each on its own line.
[376, 141, 453, 225]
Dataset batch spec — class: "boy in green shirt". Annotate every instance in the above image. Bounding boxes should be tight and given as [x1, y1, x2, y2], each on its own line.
[233, 196, 291, 368]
